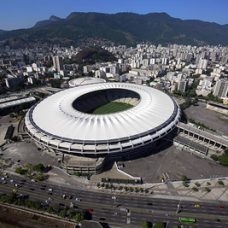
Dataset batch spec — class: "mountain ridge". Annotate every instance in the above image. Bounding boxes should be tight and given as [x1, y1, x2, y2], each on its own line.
[0, 12, 228, 46]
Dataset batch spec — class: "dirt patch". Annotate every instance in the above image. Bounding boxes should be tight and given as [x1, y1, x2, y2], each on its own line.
[0, 203, 76, 228]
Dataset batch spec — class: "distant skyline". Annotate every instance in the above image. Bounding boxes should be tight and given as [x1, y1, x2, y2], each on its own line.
[1, 0, 228, 30]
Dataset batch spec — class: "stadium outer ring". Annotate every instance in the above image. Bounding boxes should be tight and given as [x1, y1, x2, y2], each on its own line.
[25, 82, 181, 156]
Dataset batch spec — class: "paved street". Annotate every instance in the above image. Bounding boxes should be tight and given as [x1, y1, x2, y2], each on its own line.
[1, 174, 228, 227]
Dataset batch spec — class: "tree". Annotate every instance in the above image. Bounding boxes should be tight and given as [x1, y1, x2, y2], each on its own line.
[192, 187, 199, 192]
[75, 212, 83, 222]
[59, 209, 67, 218]
[217, 180, 224, 186]
[15, 166, 27, 175]
[211, 154, 218, 161]
[35, 172, 46, 181]
[181, 175, 188, 182]
[205, 187, 211, 192]
[218, 154, 228, 166]
[33, 163, 45, 172]
[141, 220, 151, 228]
[153, 222, 165, 228]
[51, 79, 61, 88]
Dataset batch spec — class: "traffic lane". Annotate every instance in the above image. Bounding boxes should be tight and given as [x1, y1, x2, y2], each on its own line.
[0, 185, 127, 226]
[3, 177, 228, 218]
[0, 183, 129, 226]
[2, 175, 228, 215]
[3, 179, 228, 218]
[130, 211, 228, 228]
[43, 186, 228, 216]
[1, 184, 228, 228]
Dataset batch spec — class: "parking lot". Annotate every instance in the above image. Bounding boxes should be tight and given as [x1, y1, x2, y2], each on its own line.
[121, 144, 228, 183]
[2, 141, 59, 166]
[184, 102, 228, 135]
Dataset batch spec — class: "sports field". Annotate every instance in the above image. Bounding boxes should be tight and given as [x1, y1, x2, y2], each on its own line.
[92, 102, 133, 114]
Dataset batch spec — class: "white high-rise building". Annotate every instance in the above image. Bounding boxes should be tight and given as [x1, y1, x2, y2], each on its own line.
[197, 58, 208, 70]
[52, 55, 63, 72]
[213, 79, 228, 98]
[178, 80, 188, 93]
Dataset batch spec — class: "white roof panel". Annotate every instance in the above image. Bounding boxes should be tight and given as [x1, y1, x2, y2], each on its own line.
[27, 83, 180, 143]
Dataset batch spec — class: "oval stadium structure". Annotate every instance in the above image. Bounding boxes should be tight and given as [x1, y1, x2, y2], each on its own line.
[25, 83, 181, 158]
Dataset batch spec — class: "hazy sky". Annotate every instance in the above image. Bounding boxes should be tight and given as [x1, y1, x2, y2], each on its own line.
[1, 0, 228, 30]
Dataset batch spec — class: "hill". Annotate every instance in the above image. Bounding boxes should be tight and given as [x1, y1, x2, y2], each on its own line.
[1, 12, 228, 46]
[64, 47, 117, 64]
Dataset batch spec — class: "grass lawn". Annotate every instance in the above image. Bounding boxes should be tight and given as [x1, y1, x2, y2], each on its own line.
[92, 102, 133, 114]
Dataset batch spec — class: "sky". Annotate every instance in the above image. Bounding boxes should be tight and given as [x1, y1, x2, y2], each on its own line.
[0, 0, 228, 30]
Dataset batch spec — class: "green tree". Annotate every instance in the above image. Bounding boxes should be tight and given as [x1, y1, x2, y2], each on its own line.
[15, 166, 27, 175]
[217, 180, 224, 186]
[181, 175, 188, 182]
[75, 212, 83, 222]
[51, 79, 61, 88]
[33, 163, 45, 172]
[59, 209, 67, 218]
[218, 154, 228, 166]
[211, 154, 218, 161]
[141, 220, 151, 228]
[153, 222, 165, 228]
[192, 187, 198, 192]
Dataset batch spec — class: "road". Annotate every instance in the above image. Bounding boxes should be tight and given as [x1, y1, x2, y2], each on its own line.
[1, 174, 228, 227]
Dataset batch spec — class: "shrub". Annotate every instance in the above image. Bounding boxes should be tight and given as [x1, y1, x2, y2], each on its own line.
[182, 182, 189, 187]
[181, 175, 188, 182]
[74, 172, 81, 177]
[192, 187, 198, 192]
[33, 163, 45, 172]
[141, 220, 151, 228]
[15, 167, 27, 175]
[153, 222, 166, 228]
[118, 186, 123, 190]
[195, 182, 201, 187]
[217, 180, 224, 186]
[105, 184, 110, 189]
[204, 187, 211, 192]
[211, 154, 218, 161]
[35, 172, 45, 181]
[218, 154, 228, 166]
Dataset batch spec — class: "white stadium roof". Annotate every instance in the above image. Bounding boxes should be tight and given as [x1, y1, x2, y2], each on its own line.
[25, 83, 180, 155]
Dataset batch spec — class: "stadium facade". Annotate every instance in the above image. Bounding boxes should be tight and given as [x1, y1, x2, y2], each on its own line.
[25, 83, 181, 173]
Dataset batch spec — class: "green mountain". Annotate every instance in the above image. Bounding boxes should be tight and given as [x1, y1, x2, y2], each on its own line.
[0, 12, 228, 46]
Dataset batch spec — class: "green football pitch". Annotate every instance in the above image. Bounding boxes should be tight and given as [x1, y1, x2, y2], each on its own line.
[92, 102, 133, 114]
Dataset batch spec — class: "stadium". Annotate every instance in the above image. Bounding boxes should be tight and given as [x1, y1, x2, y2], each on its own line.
[25, 82, 181, 173]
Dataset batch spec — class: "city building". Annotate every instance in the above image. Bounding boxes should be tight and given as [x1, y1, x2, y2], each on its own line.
[52, 55, 63, 72]
[213, 79, 228, 98]
[177, 80, 188, 93]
